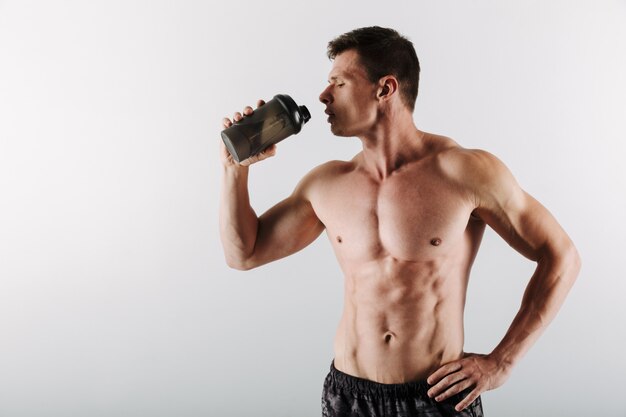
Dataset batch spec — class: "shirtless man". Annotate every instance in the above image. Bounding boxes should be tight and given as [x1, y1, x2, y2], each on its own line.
[219, 26, 581, 417]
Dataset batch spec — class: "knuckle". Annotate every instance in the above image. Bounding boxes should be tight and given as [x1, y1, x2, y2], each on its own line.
[436, 394, 447, 401]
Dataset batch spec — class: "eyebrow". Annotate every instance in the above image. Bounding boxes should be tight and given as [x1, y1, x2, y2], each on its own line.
[328, 75, 346, 83]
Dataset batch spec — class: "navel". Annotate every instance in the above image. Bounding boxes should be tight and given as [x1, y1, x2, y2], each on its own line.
[336, 236, 343, 243]
[430, 237, 442, 246]
[383, 331, 395, 344]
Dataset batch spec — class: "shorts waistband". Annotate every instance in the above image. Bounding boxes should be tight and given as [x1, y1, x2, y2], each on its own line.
[327, 361, 430, 398]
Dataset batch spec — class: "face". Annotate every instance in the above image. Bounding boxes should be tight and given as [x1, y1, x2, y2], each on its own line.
[319, 50, 379, 137]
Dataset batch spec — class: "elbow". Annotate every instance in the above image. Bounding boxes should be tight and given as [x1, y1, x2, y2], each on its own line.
[538, 239, 581, 283]
[224, 253, 257, 271]
[225, 256, 251, 271]
[226, 260, 247, 271]
[220, 239, 258, 271]
[562, 244, 581, 294]
[552, 240, 582, 284]
[569, 243, 582, 278]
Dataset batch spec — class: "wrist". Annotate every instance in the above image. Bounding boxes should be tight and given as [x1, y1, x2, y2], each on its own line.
[222, 162, 249, 175]
[488, 347, 518, 373]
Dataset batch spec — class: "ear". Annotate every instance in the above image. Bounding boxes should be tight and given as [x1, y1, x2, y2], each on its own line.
[377, 76, 398, 101]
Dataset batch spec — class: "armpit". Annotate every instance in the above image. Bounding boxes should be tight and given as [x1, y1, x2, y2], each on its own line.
[470, 210, 482, 221]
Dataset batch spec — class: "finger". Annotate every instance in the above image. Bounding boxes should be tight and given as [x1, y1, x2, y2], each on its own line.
[263, 144, 277, 156]
[455, 387, 481, 412]
[239, 145, 277, 167]
[427, 370, 467, 398]
[427, 361, 463, 386]
[433, 379, 474, 403]
[243, 106, 253, 116]
[222, 117, 233, 128]
[252, 145, 277, 162]
[256, 99, 265, 108]
[233, 111, 243, 122]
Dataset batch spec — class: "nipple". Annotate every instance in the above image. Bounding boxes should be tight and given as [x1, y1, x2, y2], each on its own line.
[430, 237, 442, 246]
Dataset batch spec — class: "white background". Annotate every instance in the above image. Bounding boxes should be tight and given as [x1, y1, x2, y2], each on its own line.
[1, 1, 625, 416]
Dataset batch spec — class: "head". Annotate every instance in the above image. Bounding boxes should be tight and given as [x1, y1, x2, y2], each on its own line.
[319, 26, 420, 136]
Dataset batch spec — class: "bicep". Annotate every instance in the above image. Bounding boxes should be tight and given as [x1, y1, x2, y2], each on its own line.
[461, 150, 564, 260]
[476, 189, 562, 261]
[468, 151, 569, 261]
[247, 190, 325, 269]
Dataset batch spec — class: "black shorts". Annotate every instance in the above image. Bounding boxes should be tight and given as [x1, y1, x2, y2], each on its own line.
[322, 361, 483, 417]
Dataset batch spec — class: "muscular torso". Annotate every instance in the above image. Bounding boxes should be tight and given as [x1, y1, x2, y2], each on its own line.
[308, 138, 486, 383]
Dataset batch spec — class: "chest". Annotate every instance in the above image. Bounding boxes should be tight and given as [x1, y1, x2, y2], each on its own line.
[312, 167, 474, 262]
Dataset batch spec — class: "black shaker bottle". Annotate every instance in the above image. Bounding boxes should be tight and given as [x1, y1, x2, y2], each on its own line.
[221, 94, 311, 163]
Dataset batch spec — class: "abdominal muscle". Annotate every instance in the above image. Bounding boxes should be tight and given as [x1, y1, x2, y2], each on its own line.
[332, 255, 468, 384]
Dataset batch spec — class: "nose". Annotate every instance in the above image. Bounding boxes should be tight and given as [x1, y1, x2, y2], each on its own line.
[319, 85, 333, 105]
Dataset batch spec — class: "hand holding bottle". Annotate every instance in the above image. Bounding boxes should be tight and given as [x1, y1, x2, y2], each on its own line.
[220, 94, 311, 166]
[220, 99, 277, 167]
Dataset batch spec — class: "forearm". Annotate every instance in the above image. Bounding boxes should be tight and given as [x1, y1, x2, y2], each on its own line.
[490, 243, 581, 370]
[219, 164, 258, 269]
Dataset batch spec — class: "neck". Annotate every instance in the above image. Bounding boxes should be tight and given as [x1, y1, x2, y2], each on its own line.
[358, 109, 425, 181]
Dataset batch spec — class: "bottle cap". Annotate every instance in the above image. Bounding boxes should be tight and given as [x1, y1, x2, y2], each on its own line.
[299, 105, 311, 124]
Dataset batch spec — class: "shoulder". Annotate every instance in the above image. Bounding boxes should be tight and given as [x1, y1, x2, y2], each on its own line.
[293, 159, 354, 199]
[438, 146, 510, 182]
[301, 159, 354, 183]
[435, 144, 522, 208]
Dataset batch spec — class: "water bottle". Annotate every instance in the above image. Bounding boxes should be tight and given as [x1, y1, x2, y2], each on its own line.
[221, 94, 311, 163]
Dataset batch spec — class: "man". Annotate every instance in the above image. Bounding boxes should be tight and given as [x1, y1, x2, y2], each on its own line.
[219, 26, 580, 417]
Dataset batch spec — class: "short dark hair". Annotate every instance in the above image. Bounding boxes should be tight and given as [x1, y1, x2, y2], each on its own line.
[327, 26, 420, 112]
